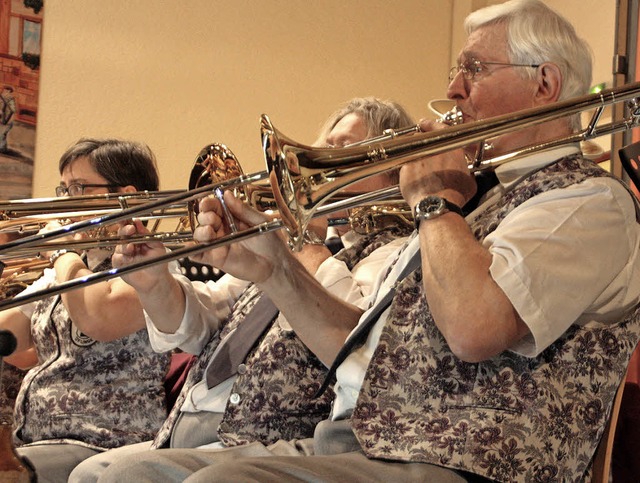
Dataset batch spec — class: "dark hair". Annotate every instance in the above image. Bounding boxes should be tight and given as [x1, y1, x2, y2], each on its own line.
[58, 138, 159, 191]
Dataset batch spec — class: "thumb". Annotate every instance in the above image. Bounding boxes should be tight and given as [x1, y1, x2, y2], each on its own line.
[224, 191, 269, 227]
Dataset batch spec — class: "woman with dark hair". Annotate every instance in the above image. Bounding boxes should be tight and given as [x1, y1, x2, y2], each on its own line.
[0, 138, 171, 482]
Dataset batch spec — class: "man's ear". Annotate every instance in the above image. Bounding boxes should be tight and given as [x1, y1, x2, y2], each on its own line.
[534, 62, 562, 105]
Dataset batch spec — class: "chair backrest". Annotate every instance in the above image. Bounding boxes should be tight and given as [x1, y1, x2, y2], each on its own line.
[177, 257, 224, 283]
[591, 370, 628, 483]
[618, 141, 640, 191]
[612, 381, 640, 481]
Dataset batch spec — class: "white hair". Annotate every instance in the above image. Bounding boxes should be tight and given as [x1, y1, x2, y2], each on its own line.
[465, 0, 593, 103]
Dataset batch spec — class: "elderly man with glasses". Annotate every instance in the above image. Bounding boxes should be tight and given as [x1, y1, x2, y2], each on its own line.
[98, 1, 640, 481]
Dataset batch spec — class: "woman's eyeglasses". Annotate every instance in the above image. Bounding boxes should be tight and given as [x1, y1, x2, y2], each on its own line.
[55, 183, 120, 197]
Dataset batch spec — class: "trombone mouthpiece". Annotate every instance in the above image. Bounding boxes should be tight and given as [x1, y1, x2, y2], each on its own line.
[428, 99, 463, 126]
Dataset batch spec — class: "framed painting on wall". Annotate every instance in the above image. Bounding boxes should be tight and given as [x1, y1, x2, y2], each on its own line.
[0, 0, 43, 200]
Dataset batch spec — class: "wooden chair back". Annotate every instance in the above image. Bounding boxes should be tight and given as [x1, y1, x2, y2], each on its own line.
[591, 370, 628, 483]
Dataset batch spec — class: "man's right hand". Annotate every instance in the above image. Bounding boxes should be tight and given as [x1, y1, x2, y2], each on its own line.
[399, 119, 477, 209]
[191, 190, 290, 285]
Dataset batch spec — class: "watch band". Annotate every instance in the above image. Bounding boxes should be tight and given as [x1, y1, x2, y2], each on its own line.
[440, 198, 464, 216]
[49, 249, 79, 265]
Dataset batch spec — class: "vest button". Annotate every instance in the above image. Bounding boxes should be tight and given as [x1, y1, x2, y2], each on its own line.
[237, 363, 247, 375]
[229, 393, 241, 405]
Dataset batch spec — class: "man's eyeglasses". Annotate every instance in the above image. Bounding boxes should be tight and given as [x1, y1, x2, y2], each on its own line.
[55, 183, 120, 197]
[449, 58, 540, 82]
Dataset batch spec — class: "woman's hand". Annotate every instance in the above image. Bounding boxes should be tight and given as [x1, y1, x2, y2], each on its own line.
[112, 219, 171, 293]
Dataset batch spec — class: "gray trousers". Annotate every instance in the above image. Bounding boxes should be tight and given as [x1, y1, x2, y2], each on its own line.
[69, 411, 224, 483]
[96, 420, 476, 483]
[17, 443, 100, 483]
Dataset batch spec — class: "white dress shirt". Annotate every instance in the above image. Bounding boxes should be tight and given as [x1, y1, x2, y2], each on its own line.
[145, 274, 250, 355]
[332, 145, 640, 419]
[147, 234, 408, 414]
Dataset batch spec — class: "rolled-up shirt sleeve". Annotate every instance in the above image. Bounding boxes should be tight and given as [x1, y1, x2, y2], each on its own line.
[314, 257, 362, 303]
[487, 178, 640, 357]
[146, 273, 250, 354]
[16, 268, 56, 320]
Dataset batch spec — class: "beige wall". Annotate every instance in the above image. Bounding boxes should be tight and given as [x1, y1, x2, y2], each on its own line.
[546, 0, 617, 89]
[32, 0, 618, 197]
[33, 0, 454, 196]
[547, 0, 617, 156]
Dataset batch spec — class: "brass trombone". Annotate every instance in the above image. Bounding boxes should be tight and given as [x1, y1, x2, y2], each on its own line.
[0, 143, 264, 261]
[342, 200, 413, 235]
[0, 81, 639, 311]
[0, 190, 193, 258]
[264, 82, 640, 247]
[0, 192, 196, 300]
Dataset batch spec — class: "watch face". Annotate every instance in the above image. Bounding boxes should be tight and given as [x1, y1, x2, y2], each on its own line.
[415, 196, 462, 230]
[425, 201, 442, 214]
[419, 196, 445, 218]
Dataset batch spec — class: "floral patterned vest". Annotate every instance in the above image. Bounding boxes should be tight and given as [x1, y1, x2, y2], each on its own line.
[13, 258, 169, 450]
[152, 226, 411, 448]
[351, 155, 640, 482]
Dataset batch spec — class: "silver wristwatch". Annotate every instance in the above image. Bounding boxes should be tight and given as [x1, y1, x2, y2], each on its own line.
[48, 249, 79, 265]
[413, 196, 463, 231]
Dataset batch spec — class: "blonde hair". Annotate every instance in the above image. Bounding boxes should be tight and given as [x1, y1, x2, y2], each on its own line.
[316, 97, 415, 145]
[315, 97, 415, 184]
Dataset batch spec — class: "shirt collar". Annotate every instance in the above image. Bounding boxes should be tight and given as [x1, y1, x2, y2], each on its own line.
[340, 229, 362, 249]
[493, 144, 581, 189]
[468, 144, 582, 220]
